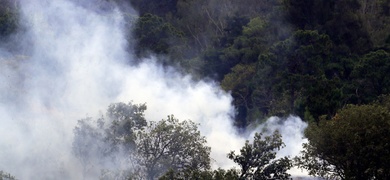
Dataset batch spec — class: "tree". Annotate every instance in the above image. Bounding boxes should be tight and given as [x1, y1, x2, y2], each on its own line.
[224, 30, 343, 125]
[228, 131, 292, 180]
[357, 0, 390, 47]
[73, 102, 212, 179]
[72, 102, 147, 178]
[221, 63, 256, 127]
[159, 168, 240, 180]
[261, 30, 337, 118]
[158, 131, 291, 180]
[295, 104, 390, 179]
[104, 102, 147, 153]
[0, 171, 16, 180]
[72, 117, 106, 177]
[133, 13, 184, 59]
[352, 50, 390, 103]
[136, 115, 211, 180]
[218, 17, 286, 125]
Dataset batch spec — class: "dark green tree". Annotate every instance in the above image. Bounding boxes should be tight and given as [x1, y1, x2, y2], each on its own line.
[136, 115, 211, 180]
[133, 13, 184, 59]
[295, 104, 390, 179]
[73, 102, 211, 179]
[158, 131, 292, 180]
[159, 168, 239, 180]
[224, 30, 342, 125]
[284, 0, 372, 55]
[72, 102, 147, 178]
[357, 0, 390, 47]
[352, 50, 390, 103]
[228, 131, 292, 180]
[104, 102, 147, 152]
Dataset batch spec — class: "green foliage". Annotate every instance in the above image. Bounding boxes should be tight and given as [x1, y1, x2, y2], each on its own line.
[104, 102, 147, 152]
[220, 15, 250, 48]
[218, 16, 289, 125]
[295, 104, 390, 179]
[357, 0, 390, 47]
[223, 29, 347, 125]
[159, 130, 292, 180]
[159, 168, 239, 180]
[133, 13, 184, 58]
[72, 102, 147, 177]
[228, 131, 292, 180]
[7, 0, 390, 178]
[352, 50, 390, 103]
[136, 115, 211, 180]
[72, 117, 106, 175]
[301, 77, 343, 119]
[284, 0, 372, 54]
[123, 0, 390, 126]
[73, 102, 210, 180]
[221, 63, 256, 126]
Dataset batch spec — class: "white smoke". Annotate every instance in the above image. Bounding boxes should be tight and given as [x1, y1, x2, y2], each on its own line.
[249, 116, 308, 176]
[0, 0, 308, 179]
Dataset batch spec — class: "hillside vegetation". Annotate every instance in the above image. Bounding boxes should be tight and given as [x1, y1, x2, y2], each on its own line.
[1, 0, 390, 179]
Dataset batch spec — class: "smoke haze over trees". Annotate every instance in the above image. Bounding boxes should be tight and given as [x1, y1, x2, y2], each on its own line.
[0, 0, 390, 179]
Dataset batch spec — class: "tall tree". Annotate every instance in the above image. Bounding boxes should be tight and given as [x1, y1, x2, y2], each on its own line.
[295, 104, 390, 179]
[72, 117, 106, 177]
[73, 103, 211, 180]
[136, 115, 211, 180]
[72, 102, 147, 178]
[352, 49, 390, 103]
[159, 131, 292, 180]
[104, 102, 147, 153]
[284, 0, 372, 54]
[228, 131, 292, 180]
[133, 13, 184, 59]
[357, 0, 390, 47]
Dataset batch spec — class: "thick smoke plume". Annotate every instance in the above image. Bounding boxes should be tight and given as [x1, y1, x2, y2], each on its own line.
[0, 0, 308, 179]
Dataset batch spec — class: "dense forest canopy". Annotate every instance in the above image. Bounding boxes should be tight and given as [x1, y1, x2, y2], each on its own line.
[1, 0, 390, 179]
[72, 102, 292, 179]
[125, 0, 390, 127]
[3, 0, 390, 125]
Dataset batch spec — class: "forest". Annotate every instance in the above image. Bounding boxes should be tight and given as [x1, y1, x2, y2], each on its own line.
[1, 0, 390, 179]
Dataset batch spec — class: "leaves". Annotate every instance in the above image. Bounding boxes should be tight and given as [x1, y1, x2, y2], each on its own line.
[228, 131, 292, 180]
[104, 102, 147, 152]
[352, 50, 390, 102]
[295, 104, 390, 179]
[73, 103, 210, 180]
[136, 115, 211, 179]
[72, 102, 148, 178]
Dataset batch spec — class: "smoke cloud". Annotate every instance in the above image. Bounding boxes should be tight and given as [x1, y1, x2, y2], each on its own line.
[0, 0, 308, 179]
[250, 116, 309, 176]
